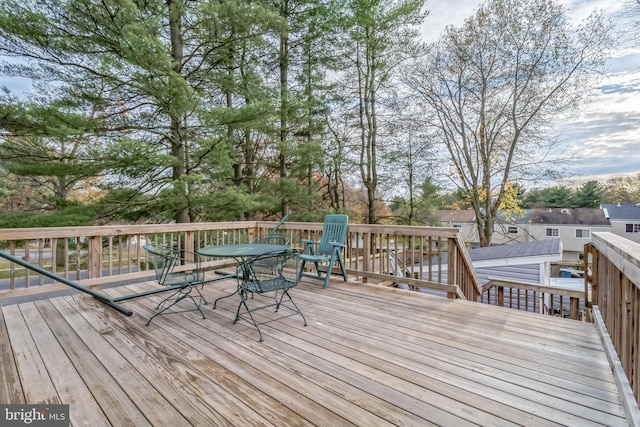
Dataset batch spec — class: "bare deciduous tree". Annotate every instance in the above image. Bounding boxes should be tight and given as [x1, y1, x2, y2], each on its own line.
[404, 0, 612, 246]
[339, 0, 426, 224]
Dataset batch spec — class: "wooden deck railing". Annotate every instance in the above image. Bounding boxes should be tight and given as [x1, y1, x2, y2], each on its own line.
[3, 222, 640, 407]
[0, 221, 482, 302]
[482, 278, 586, 320]
[585, 232, 640, 406]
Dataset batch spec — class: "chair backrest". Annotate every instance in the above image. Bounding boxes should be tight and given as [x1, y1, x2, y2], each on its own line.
[239, 249, 300, 293]
[144, 243, 204, 286]
[144, 243, 178, 285]
[317, 214, 349, 255]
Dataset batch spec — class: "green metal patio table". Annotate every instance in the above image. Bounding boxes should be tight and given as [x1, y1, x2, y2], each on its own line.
[197, 243, 290, 308]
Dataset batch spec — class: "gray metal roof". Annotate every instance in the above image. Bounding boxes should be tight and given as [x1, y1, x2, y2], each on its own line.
[436, 238, 561, 265]
[600, 203, 640, 220]
[465, 238, 562, 262]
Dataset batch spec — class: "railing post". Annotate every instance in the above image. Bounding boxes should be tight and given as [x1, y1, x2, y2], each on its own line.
[248, 227, 257, 243]
[584, 244, 600, 308]
[497, 286, 504, 307]
[89, 236, 102, 279]
[447, 239, 457, 299]
[184, 230, 195, 261]
[570, 297, 579, 320]
[362, 232, 371, 283]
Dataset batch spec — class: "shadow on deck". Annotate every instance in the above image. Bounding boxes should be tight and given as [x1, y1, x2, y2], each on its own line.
[0, 275, 631, 426]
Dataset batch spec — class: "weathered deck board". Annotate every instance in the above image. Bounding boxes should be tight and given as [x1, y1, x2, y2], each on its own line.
[34, 299, 153, 426]
[19, 302, 110, 427]
[285, 286, 623, 425]
[0, 308, 23, 405]
[0, 276, 631, 426]
[3, 304, 61, 405]
[118, 284, 401, 427]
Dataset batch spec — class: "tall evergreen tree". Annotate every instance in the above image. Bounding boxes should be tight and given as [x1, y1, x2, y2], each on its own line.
[573, 180, 603, 208]
[0, 0, 280, 224]
[268, 0, 338, 217]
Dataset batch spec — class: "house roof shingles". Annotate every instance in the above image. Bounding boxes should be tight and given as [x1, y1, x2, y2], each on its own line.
[601, 203, 640, 220]
[496, 208, 610, 226]
[433, 209, 476, 223]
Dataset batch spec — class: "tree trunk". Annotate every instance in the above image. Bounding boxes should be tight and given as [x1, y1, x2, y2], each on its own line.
[278, 0, 290, 216]
[168, 0, 189, 223]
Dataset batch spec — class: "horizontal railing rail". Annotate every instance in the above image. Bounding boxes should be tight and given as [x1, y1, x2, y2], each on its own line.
[0, 222, 255, 292]
[1, 221, 482, 301]
[585, 232, 640, 407]
[268, 222, 482, 301]
[0, 251, 133, 315]
[482, 278, 586, 320]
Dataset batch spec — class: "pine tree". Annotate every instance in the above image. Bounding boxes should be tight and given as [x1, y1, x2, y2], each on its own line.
[0, 0, 281, 224]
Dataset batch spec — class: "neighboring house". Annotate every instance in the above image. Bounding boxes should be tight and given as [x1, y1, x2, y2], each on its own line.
[463, 238, 562, 286]
[432, 209, 479, 245]
[492, 208, 610, 262]
[491, 209, 532, 245]
[601, 203, 640, 244]
[415, 239, 563, 299]
[434, 207, 617, 262]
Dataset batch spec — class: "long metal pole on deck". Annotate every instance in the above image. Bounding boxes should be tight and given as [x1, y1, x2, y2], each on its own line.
[0, 251, 133, 316]
[264, 211, 291, 239]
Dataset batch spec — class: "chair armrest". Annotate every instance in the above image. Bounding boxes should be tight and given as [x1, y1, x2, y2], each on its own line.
[328, 241, 345, 248]
[301, 239, 319, 255]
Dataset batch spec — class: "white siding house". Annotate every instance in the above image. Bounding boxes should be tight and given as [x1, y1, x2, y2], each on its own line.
[416, 239, 563, 298]
[601, 203, 640, 244]
[432, 209, 479, 245]
[492, 208, 610, 262]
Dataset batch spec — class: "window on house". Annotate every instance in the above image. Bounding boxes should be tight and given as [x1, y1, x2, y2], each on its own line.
[545, 228, 559, 237]
[575, 229, 591, 239]
[507, 226, 519, 234]
[625, 223, 640, 233]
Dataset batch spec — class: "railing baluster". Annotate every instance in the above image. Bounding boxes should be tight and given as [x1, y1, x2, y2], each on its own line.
[1, 222, 482, 301]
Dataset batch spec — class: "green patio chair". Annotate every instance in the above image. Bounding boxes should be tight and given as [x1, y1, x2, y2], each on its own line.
[298, 214, 349, 288]
[234, 249, 306, 341]
[143, 243, 206, 325]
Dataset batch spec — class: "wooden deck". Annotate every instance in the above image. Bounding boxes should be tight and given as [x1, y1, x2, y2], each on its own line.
[0, 276, 630, 426]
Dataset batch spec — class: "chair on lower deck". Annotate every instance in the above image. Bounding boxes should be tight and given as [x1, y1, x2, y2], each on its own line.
[234, 249, 306, 342]
[143, 243, 206, 325]
[298, 214, 349, 288]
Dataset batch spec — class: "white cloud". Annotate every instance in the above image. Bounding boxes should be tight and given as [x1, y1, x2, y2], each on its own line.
[420, 1, 480, 41]
[554, 69, 640, 181]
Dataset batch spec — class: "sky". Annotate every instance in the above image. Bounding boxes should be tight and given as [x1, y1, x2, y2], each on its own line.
[421, 0, 640, 185]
